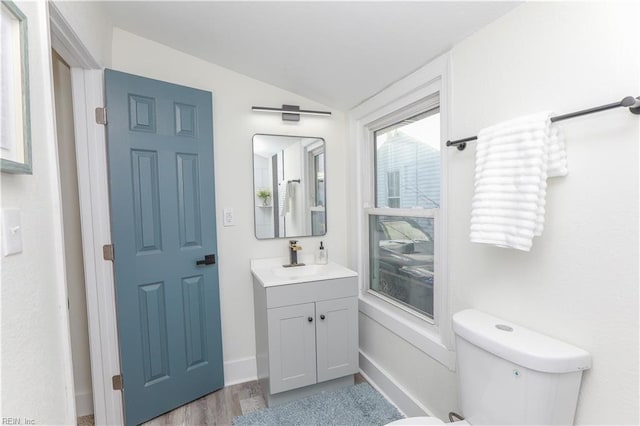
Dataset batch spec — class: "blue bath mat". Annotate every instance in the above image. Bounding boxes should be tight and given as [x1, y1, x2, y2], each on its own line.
[232, 382, 404, 426]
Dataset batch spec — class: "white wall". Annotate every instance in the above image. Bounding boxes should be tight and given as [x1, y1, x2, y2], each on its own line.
[0, 1, 76, 424]
[110, 28, 348, 384]
[449, 3, 638, 424]
[51, 0, 112, 68]
[356, 2, 639, 425]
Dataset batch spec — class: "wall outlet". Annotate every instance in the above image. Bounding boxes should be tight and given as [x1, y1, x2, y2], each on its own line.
[223, 208, 235, 227]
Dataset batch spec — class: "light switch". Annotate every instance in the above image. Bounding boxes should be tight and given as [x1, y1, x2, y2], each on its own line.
[2, 209, 23, 256]
[223, 208, 235, 227]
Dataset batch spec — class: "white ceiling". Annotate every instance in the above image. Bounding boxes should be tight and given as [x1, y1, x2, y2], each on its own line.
[103, 1, 520, 110]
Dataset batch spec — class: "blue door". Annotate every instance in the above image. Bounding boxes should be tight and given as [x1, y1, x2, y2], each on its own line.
[105, 69, 224, 425]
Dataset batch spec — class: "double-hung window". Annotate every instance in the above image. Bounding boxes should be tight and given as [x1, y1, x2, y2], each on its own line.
[367, 100, 441, 320]
[355, 54, 452, 367]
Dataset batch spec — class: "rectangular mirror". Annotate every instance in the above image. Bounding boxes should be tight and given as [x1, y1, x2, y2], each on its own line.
[253, 134, 326, 239]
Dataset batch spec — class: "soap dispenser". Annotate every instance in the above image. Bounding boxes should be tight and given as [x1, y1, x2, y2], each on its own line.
[315, 241, 328, 265]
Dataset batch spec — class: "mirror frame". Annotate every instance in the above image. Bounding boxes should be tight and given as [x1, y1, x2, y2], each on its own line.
[252, 133, 327, 240]
[1, 0, 32, 174]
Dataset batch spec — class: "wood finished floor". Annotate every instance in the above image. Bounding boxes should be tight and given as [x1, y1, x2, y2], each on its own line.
[78, 374, 366, 425]
[142, 379, 266, 425]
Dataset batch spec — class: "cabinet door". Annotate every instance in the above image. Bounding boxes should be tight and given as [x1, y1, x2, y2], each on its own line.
[316, 297, 359, 383]
[267, 303, 317, 394]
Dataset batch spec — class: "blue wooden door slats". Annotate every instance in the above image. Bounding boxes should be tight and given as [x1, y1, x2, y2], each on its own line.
[105, 69, 224, 426]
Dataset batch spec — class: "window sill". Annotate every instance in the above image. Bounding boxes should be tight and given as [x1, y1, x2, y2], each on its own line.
[359, 292, 455, 370]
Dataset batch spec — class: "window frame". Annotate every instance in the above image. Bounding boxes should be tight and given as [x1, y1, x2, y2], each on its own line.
[367, 95, 441, 317]
[307, 144, 325, 208]
[349, 53, 454, 369]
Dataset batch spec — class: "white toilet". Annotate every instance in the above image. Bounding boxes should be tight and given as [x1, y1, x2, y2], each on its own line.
[388, 309, 591, 425]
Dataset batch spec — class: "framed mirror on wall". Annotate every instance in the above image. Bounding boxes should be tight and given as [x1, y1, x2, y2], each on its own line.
[1, 0, 32, 174]
[252, 134, 326, 239]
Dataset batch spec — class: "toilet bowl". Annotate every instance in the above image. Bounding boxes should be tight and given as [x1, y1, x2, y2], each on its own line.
[385, 309, 591, 426]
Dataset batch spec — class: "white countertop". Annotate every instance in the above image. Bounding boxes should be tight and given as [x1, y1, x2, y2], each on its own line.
[250, 256, 358, 287]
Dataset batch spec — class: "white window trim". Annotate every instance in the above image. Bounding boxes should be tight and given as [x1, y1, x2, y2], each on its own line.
[349, 52, 455, 370]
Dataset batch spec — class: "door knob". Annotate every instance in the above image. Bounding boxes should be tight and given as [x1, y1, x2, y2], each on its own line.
[320, 314, 325, 320]
[196, 254, 216, 266]
[308, 317, 313, 322]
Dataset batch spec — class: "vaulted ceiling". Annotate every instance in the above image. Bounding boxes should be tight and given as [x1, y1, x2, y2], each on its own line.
[103, 1, 520, 110]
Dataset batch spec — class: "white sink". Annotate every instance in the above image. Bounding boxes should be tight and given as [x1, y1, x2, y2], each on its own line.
[272, 264, 327, 279]
[251, 257, 357, 287]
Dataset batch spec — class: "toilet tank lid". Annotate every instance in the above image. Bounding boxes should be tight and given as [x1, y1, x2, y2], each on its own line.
[452, 309, 591, 373]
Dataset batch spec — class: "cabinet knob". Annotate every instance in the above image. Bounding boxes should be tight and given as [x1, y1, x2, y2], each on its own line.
[308, 317, 313, 322]
[320, 314, 325, 320]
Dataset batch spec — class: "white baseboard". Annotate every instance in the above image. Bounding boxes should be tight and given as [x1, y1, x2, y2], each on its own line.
[75, 391, 94, 417]
[359, 350, 433, 418]
[224, 356, 257, 386]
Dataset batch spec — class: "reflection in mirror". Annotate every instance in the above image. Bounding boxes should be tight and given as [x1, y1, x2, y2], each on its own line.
[253, 134, 326, 239]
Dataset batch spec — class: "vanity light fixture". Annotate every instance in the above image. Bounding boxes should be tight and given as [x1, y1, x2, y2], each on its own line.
[251, 104, 332, 122]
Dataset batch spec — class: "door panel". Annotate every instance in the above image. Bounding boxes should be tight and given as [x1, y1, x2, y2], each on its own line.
[177, 153, 202, 248]
[138, 281, 169, 385]
[267, 303, 317, 394]
[182, 274, 207, 369]
[131, 149, 162, 253]
[316, 297, 359, 383]
[105, 69, 223, 425]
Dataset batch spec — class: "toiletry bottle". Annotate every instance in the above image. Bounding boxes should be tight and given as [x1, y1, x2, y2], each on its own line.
[315, 241, 328, 264]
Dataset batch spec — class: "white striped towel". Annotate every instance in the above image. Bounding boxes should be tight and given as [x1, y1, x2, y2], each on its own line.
[278, 181, 297, 217]
[278, 181, 290, 217]
[470, 111, 568, 251]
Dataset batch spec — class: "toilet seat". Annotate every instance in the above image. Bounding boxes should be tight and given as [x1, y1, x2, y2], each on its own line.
[387, 417, 445, 425]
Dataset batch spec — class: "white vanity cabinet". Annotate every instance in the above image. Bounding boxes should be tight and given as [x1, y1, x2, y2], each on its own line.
[267, 295, 358, 393]
[251, 261, 359, 407]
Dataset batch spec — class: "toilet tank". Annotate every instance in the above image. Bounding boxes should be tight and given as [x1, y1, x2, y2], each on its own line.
[453, 310, 591, 425]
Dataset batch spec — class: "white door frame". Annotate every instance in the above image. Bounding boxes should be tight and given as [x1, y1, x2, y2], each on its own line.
[49, 4, 124, 425]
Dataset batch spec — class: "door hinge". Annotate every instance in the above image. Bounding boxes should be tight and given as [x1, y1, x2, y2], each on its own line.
[95, 107, 107, 125]
[103, 244, 114, 261]
[112, 374, 123, 391]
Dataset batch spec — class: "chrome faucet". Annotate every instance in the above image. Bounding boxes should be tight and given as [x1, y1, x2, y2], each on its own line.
[285, 240, 305, 267]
